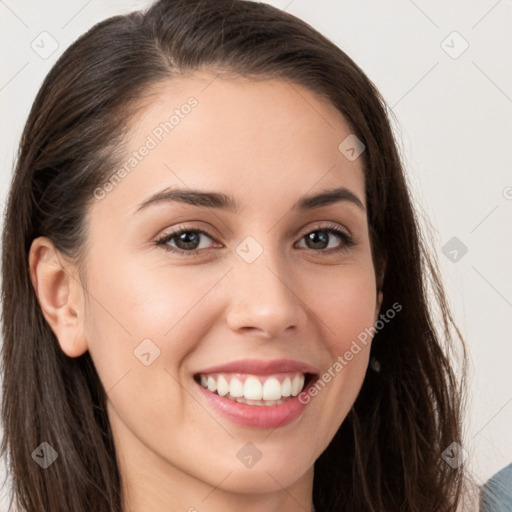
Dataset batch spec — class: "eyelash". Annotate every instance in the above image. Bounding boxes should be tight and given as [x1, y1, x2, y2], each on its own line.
[155, 223, 355, 257]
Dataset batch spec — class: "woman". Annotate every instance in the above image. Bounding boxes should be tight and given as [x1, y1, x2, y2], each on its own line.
[0, 0, 479, 510]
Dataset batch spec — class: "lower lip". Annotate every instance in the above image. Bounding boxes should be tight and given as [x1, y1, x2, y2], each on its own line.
[196, 380, 314, 429]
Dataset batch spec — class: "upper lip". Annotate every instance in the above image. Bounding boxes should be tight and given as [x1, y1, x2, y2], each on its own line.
[195, 358, 319, 376]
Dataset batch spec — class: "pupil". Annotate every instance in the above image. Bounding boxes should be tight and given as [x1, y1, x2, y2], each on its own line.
[308, 231, 328, 249]
[178, 232, 199, 250]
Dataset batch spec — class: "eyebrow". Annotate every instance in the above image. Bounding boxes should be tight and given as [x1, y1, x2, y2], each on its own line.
[134, 185, 365, 215]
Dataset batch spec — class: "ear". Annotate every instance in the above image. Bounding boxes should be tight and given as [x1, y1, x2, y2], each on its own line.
[28, 236, 88, 358]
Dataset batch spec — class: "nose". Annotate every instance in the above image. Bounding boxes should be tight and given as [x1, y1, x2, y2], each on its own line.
[224, 245, 308, 340]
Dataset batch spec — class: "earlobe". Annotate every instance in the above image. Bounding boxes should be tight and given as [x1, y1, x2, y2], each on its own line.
[28, 236, 88, 358]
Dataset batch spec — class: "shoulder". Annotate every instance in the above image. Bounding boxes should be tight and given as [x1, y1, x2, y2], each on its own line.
[480, 463, 512, 512]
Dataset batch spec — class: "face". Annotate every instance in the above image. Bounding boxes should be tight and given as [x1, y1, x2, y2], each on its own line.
[32, 72, 382, 509]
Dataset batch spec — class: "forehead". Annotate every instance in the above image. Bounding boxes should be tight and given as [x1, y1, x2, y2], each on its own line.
[92, 72, 366, 220]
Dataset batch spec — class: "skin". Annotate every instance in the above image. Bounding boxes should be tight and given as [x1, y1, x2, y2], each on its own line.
[29, 72, 383, 512]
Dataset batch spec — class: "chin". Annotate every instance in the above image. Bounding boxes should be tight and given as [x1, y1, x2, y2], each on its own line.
[200, 449, 314, 494]
[219, 466, 310, 494]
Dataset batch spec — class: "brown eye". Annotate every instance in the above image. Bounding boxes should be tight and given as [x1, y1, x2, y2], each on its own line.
[296, 224, 354, 253]
[156, 228, 217, 256]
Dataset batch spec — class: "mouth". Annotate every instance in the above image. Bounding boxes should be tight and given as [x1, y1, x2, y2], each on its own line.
[193, 371, 316, 406]
[192, 359, 319, 429]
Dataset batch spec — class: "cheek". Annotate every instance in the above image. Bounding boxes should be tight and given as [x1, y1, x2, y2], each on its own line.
[300, 262, 377, 444]
[83, 260, 224, 387]
[313, 262, 378, 355]
[82, 265, 208, 441]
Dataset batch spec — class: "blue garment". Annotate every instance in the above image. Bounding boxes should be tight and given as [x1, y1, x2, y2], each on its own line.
[480, 463, 512, 511]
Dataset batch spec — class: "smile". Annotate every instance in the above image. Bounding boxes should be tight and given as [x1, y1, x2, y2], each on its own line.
[195, 372, 308, 406]
[193, 359, 319, 429]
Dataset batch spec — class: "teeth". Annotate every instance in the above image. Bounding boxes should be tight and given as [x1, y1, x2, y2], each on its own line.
[262, 377, 281, 400]
[197, 372, 307, 403]
[291, 375, 304, 396]
[244, 376, 262, 400]
[229, 377, 244, 398]
[236, 397, 286, 406]
[281, 377, 292, 397]
[207, 376, 217, 393]
[216, 375, 229, 396]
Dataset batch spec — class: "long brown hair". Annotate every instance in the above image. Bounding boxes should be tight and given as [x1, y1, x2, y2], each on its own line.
[1, 0, 475, 510]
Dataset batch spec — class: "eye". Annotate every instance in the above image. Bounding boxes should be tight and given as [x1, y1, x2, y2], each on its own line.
[155, 226, 218, 256]
[155, 222, 355, 256]
[295, 223, 355, 254]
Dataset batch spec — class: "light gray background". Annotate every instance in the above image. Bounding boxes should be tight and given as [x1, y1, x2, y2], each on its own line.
[1, 0, 511, 508]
